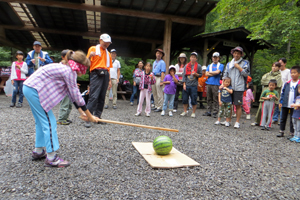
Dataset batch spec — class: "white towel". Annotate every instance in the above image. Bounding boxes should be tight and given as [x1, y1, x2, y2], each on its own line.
[229, 58, 243, 69]
[209, 62, 220, 72]
[95, 44, 111, 68]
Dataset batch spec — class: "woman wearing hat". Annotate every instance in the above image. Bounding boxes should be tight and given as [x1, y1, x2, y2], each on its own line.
[173, 53, 187, 112]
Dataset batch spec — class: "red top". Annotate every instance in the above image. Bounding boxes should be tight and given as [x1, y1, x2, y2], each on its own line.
[14, 61, 26, 81]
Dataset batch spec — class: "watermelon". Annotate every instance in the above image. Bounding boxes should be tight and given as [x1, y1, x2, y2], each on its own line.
[153, 135, 173, 155]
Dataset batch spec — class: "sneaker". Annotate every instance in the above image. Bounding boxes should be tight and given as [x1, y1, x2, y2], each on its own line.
[251, 122, 259, 126]
[265, 126, 270, 131]
[232, 114, 236, 118]
[261, 126, 266, 130]
[104, 105, 109, 109]
[146, 113, 150, 117]
[225, 122, 230, 127]
[246, 114, 251, 120]
[277, 130, 284, 137]
[173, 109, 177, 113]
[203, 112, 211, 116]
[191, 113, 196, 118]
[161, 110, 165, 116]
[32, 149, 47, 160]
[214, 121, 220, 125]
[57, 120, 70, 125]
[234, 122, 240, 129]
[10, 103, 15, 107]
[44, 154, 70, 168]
[290, 136, 297, 142]
[135, 112, 141, 116]
[155, 108, 162, 112]
[220, 121, 227, 126]
[180, 112, 188, 116]
[169, 111, 173, 117]
[295, 137, 300, 143]
[16, 103, 22, 108]
[84, 121, 91, 128]
[66, 119, 73, 123]
[272, 121, 278, 125]
[130, 102, 134, 106]
[113, 105, 117, 109]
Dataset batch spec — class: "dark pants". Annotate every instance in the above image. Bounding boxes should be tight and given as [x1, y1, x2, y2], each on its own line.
[87, 69, 109, 118]
[207, 84, 219, 114]
[280, 107, 294, 133]
[12, 80, 24, 103]
[198, 92, 204, 107]
[130, 85, 140, 104]
[174, 84, 183, 110]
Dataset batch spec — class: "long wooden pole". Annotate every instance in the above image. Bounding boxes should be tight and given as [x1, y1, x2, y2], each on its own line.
[96, 119, 179, 133]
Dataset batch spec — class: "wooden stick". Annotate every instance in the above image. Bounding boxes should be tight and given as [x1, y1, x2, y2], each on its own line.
[97, 119, 179, 132]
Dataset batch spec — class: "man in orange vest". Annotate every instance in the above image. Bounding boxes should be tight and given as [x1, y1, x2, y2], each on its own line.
[85, 33, 113, 128]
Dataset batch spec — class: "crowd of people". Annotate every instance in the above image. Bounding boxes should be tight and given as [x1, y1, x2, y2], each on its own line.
[7, 33, 300, 168]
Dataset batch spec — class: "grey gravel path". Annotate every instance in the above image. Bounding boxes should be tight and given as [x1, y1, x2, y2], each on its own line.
[0, 94, 300, 199]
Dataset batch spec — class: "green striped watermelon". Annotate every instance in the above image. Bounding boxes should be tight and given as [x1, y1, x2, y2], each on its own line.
[153, 136, 173, 155]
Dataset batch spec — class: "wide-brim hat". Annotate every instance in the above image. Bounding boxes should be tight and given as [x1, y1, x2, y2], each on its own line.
[155, 49, 165, 57]
[231, 46, 244, 57]
[177, 53, 187, 61]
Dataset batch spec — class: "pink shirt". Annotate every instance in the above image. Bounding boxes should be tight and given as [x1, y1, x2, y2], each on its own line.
[14, 61, 26, 81]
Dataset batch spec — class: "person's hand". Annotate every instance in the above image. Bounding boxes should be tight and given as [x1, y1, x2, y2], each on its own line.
[183, 85, 186, 91]
[11, 80, 14, 85]
[234, 63, 240, 68]
[108, 81, 112, 89]
[16, 64, 21, 69]
[279, 103, 282, 108]
[223, 87, 227, 90]
[252, 100, 255, 103]
[117, 79, 119, 84]
[170, 71, 174, 76]
[39, 57, 46, 62]
[160, 81, 163, 86]
[219, 101, 222, 106]
[133, 82, 136, 86]
[198, 84, 202, 88]
[219, 85, 224, 90]
[31, 59, 35, 64]
[89, 52, 96, 57]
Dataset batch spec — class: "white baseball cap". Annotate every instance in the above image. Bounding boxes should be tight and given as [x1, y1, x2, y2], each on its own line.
[212, 52, 220, 57]
[202, 66, 207, 70]
[169, 65, 176, 70]
[100, 33, 112, 43]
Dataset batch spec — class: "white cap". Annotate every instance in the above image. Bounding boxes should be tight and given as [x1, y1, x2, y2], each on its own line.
[212, 52, 220, 57]
[202, 66, 207, 70]
[111, 49, 117, 53]
[191, 52, 198, 57]
[169, 65, 176, 70]
[100, 33, 112, 43]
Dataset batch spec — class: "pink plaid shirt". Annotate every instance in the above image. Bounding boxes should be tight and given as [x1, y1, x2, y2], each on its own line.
[24, 63, 85, 112]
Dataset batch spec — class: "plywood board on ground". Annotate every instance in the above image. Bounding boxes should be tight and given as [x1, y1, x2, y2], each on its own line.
[132, 142, 200, 169]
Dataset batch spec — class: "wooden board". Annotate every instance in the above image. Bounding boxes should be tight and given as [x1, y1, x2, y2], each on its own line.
[132, 142, 200, 169]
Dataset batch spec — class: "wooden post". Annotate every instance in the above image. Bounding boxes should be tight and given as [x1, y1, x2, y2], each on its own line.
[163, 18, 172, 74]
[202, 39, 208, 66]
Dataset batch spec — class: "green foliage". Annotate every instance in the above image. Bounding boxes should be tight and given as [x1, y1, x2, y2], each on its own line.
[0, 47, 13, 66]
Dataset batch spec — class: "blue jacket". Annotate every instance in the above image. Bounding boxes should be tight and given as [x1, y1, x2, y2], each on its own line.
[25, 50, 53, 69]
[279, 79, 300, 107]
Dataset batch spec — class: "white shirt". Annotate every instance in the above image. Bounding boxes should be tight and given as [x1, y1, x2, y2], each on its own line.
[280, 69, 291, 84]
[110, 59, 121, 79]
[288, 80, 298, 108]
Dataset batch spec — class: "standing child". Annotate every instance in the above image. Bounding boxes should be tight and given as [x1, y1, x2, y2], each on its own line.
[289, 85, 300, 142]
[161, 65, 179, 117]
[135, 62, 156, 117]
[130, 61, 144, 105]
[278, 66, 300, 137]
[10, 51, 28, 108]
[215, 77, 233, 127]
[197, 66, 208, 109]
[245, 83, 255, 119]
[260, 80, 279, 130]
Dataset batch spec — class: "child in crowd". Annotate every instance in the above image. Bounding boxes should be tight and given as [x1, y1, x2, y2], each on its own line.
[10, 51, 28, 108]
[57, 49, 74, 125]
[180, 52, 202, 118]
[135, 62, 156, 117]
[197, 66, 208, 109]
[161, 65, 179, 117]
[289, 85, 300, 142]
[130, 61, 144, 105]
[278, 66, 300, 137]
[260, 80, 279, 130]
[82, 85, 90, 105]
[245, 83, 255, 118]
[215, 77, 233, 127]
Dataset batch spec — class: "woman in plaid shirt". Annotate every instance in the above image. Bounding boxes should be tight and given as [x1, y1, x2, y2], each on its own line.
[23, 50, 98, 168]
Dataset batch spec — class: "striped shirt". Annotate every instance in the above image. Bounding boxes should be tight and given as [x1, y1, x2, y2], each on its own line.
[24, 63, 85, 112]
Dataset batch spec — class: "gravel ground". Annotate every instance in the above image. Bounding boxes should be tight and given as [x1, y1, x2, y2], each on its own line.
[1, 94, 300, 199]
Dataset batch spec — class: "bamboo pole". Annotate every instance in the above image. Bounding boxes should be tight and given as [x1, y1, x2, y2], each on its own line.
[96, 119, 179, 133]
